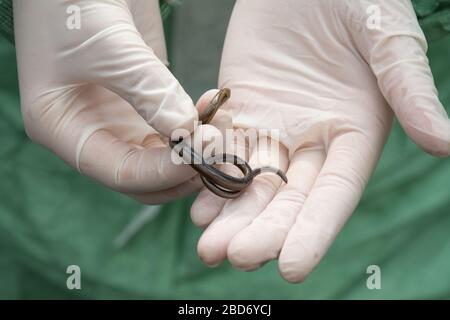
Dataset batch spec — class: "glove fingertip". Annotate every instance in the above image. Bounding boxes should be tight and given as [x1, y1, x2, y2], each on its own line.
[400, 104, 450, 157]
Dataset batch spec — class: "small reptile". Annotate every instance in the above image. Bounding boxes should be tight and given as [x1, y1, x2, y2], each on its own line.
[170, 88, 287, 199]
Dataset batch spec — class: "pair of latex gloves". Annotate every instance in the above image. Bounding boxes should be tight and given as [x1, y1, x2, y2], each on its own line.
[15, 0, 450, 283]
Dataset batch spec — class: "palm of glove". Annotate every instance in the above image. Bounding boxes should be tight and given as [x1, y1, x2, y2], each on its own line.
[192, 0, 450, 282]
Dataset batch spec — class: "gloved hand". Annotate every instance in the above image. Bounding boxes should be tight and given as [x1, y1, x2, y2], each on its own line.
[14, 0, 219, 203]
[191, 0, 450, 282]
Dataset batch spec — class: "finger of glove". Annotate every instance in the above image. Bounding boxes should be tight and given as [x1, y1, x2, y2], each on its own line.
[197, 138, 289, 267]
[348, 0, 450, 156]
[126, 0, 169, 65]
[278, 132, 382, 283]
[72, 7, 197, 137]
[78, 124, 222, 193]
[373, 36, 450, 157]
[190, 128, 249, 228]
[226, 148, 325, 271]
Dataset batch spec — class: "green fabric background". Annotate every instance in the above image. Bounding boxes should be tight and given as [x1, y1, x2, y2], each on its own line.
[0, 1, 449, 299]
[0, 0, 13, 43]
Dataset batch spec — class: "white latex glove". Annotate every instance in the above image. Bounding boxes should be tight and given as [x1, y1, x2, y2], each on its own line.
[14, 0, 220, 203]
[191, 0, 450, 283]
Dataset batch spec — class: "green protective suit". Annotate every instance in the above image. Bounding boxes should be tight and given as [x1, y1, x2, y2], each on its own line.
[0, 0, 449, 299]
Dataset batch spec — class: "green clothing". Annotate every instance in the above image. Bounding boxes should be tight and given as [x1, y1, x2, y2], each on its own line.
[0, 1, 449, 299]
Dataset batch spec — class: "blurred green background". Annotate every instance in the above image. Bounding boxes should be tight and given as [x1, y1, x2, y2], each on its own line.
[0, 0, 449, 299]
